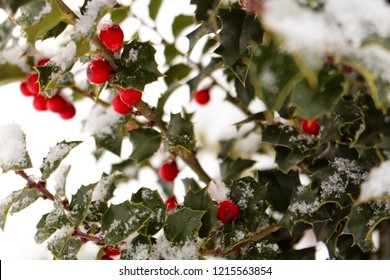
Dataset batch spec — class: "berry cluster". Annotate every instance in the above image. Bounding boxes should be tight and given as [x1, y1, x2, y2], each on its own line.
[19, 59, 76, 120]
[85, 22, 143, 115]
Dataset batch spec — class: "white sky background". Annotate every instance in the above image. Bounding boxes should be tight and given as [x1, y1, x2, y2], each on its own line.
[0, 0, 266, 259]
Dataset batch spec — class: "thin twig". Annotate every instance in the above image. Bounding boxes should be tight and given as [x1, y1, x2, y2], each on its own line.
[14, 170, 55, 202]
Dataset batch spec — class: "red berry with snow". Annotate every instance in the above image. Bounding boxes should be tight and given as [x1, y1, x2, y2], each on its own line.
[20, 81, 35, 97]
[59, 103, 76, 120]
[99, 22, 124, 53]
[86, 58, 111, 84]
[193, 89, 210, 105]
[217, 200, 240, 224]
[32, 95, 48, 111]
[159, 160, 179, 182]
[112, 94, 133, 115]
[119, 88, 142, 106]
[103, 246, 121, 256]
[47, 94, 68, 113]
[26, 74, 40, 95]
[165, 197, 177, 210]
[301, 118, 320, 135]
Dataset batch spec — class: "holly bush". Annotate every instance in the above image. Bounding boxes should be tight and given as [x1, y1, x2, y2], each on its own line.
[0, 0, 390, 260]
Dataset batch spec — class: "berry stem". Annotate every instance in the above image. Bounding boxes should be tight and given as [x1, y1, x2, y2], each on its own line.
[136, 100, 212, 183]
[72, 229, 104, 243]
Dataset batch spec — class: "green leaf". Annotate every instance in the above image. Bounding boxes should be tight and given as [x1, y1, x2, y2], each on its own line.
[190, 0, 220, 22]
[149, 0, 162, 20]
[102, 201, 153, 244]
[19, 1, 72, 45]
[182, 177, 201, 192]
[45, 197, 71, 229]
[41, 21, 68, 41]
[40, 141, 81, 180]
[68, 184, 96, 226]
[344, 198, 390, 252]
[291, 65, 345, 120]
[252, 41, 301, 111]
[258, 169, 301, 212]
[47, 226, 82, 260]
[110, 6, 129, 23]
[0, 190, 23, 230]
[35, 213, 57, 244]
[93, 173, 118, 203]
[9, 187, 40, 214]
[172, 15, 194, 37]
[230, 177, 269, 232]
[220, 157, 255, 182]
[164, 113, 195, 152]
[85, 200, 108, 223]
[187, 57, 223, 93]
[164, 63, 192, 85]
[220, 225, 250, 253]
[239, 240, 279, 260]
[113, 40, 161, 90]
[131, 188, 167, 236]
[215, 9, 263, 82]
[120, 234, 152, 260]
[184, 187, 218, 238]
[129, 128, 162, 163]
[164, 208, 204, 245]
[54, 165, 71, 197]
[0, 19, 15, 50]
[234, 76, 256, 107]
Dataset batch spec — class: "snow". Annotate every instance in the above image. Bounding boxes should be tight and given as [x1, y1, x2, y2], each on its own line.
[262, 0, 390, 71]
[75, 0, 116, 37]
[208, 181, 229, 202]
[0, 190, 23, 228]
[40, 143, 74, 174]
[0, 124, 29, 171]
[150, 235, 200, 260]
[128, 48, 139, 62]
[0, 45, 30, 72]
[360, 161, 390, 201]
[49, 41, 77, 73]
[54, 165, 70, 197]
[84, 106, 123, 137]
[92, 174, 115, 201]
[288, 199, 320, 216]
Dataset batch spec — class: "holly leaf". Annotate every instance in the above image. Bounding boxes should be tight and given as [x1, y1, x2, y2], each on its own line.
[230, 177, 269, 232]
[0, 0, 38, 14]
[45, 197, 71, 229]
[190, 0, 220, 22]
[113, 40, 161, 90]
[164, 63, 192, 85]
[68, 184, 96, 226]
[129, 128, 162, 163]
[53, 165, 71, 197]
[40, 141, 81, 180]
[184, 187, 218, 238]
[215, 9, 263, 82]
[220, 224, 251, 253]
[41, 21, 68, 41]
[220, 157, 255, 182]
[120, 234, 152, 260]
[164, 113, 195, 152]
[85, 200, 108, 223]
[0, 19, 16, 50]
[102, 201, 152, 244]
[344, 198, 390, 252]
[164, 208, 204, 245]
[9, 187, 40, 214]
[187, 57, 222, 93]
[149, 0, 162, 20]
[47, 226, 82, 260]
[239, 241, 279, 260]
[292, 64, 345, 120]
[35, 213, 57, 244]
[172, 15, 194, 37]
[0, 190, 23, 230]
[258, 169, 301, 212]
[92, 173, 118, 203]
[131, 188, 167, 236]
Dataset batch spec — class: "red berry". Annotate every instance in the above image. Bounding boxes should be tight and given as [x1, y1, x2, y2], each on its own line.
[119, 88, 142, 106]
[20, 81, 36, 96]
[59, 103, 76, 120]
[301, 118, 320, 135]
[217, 200, 240, 224]
[99, 22, 124, 53]
[47, 94, 68, 113]
[26, 74, 40, 95]
[193, 89, 210, 105]
[342, 65, 353, 74]
[86, 58, 111, 84]
[32, 95, 48, 111]
[159, 160, 179, 182]
[103, 246, 121, 256]
[37, 58, 50, 66]
[101, 255, 113, 260]
[165, 197, 177, 210]
[112, 94, 132, 115]
[325, 54, 334, 65]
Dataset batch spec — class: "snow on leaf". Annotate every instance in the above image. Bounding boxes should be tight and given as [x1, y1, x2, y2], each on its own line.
[0, 190, 23, 230]
[53, 165, 71, 197]
[68, 184, 96, 226]
[9, 187, 40, 214]
[40, 141, 81, 180]
[0, 123, 32, 172]
[360, 160, 390, 201]
[150, 235, 201, 260]
[92, 173, 117, 202]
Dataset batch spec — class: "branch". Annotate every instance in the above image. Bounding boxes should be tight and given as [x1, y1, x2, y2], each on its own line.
[14, 170, 55, 202]
[200, 224, 279, 257]
[72, 86, 110, 108]
[72, 229, 104, 243]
